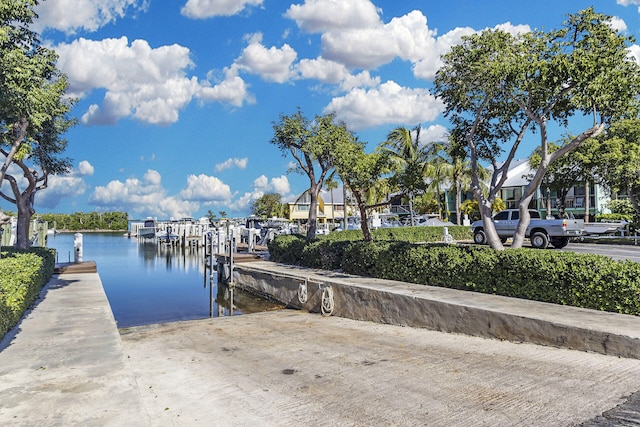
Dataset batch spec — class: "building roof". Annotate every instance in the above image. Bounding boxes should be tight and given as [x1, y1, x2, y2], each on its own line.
[499, 159, 533, 187]
[290, 186, 349, 205]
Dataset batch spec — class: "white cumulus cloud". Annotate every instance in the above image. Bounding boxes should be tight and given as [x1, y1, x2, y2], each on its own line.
[252, 174, 290, 194]
[419, 125, 449, 146]
[34, 0, 148, 34]
[285, 0, 381, 33]
[229, 174, 291, 212]
[628, 44, 640, 64]
[90, 169, 202, 218]
[55, 37, 197, 125]
[76, 160, 95, 177]
[320, 10, 436, 69]
[54, 37, 253, 125]
[235, 33, 298, 83]
[215, 157, 249, 172]
[181, 0, 263, 19]
[199, 66, 254, 107]
[608, 16, 628, 32]
[324, 80, 444, 130]
[179, 174, 232, 202]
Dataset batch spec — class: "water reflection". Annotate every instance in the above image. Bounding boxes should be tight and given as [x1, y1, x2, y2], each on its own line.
[46, 233, 281, 327]
[137, 240, 206, 274]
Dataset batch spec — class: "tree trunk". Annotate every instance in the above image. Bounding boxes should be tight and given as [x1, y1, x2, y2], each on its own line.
[343, 184, 347, 230]
[15, 194, 34, 250]
[478, 195, 504, 249]
[330, 189, 334, 228]
[584, 180, 590, 223]
[307, 183, 319, 240]
[354, 192, 372, 242]
[628, 185, 640, 218]
[408, 193, 415, 226]
[455, 180, 462, 225]
[512, 194, 535, 248]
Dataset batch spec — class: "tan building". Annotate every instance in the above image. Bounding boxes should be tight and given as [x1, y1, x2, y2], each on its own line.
[288, 187, 350, 232]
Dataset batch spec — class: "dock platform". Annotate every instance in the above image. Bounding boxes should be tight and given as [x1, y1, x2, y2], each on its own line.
[53, 260, 97, 274]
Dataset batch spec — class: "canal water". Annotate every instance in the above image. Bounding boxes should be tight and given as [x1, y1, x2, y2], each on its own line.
[46, 232, 280, 328]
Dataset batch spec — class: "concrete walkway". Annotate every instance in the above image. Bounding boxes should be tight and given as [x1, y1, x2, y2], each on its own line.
[0, 272, 149, 426]
[1, 263, 640, 425]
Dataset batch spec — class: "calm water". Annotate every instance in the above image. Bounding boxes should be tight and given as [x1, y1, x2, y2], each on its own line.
[46, 232, 278, 328]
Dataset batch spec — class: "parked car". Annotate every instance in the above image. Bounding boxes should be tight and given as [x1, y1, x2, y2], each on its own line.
[471, 209, 584, 249]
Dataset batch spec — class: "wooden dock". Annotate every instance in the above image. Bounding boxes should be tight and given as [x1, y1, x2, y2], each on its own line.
[54, 261, 97, 274]
[214, 253, 265, 264]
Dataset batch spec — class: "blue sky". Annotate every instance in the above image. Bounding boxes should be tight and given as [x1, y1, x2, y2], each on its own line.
[15, 0, 640, 220]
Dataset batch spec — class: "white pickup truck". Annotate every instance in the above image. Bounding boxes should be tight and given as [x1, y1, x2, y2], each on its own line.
[471, 209, 584, 249]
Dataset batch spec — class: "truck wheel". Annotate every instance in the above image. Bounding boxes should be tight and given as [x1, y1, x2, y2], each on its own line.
[473, 229, 487, 245]
[550, 237, 569, 249]
[531, 231, 549, 249]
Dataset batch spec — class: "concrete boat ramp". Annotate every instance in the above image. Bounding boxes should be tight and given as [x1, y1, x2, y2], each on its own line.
[1, 262, 640, 425]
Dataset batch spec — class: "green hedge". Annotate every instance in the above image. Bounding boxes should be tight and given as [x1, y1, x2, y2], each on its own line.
[319, 225, 472, 243]
[268, 226, 473, 266]
[0, 247, 56, 339]
[269, 235, 640, 315]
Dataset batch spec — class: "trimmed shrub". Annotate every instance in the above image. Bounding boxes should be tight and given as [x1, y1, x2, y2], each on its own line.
[370, 244, 640, 314]
[267, 234, 307, 265]
[269, 235, 640, 316]
[0, 247, 55, 339]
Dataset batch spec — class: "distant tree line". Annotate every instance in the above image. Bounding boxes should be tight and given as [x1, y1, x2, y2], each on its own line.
[33, 212, 129, 231]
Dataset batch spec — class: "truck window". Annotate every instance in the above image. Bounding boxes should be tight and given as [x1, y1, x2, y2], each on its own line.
[511, 211, 519, 220]
[529, 210, 541, 219]
[494, 211, 509, 220]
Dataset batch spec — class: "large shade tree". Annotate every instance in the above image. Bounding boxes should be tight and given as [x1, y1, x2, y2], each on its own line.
[1, 0, 75, 249]
[435, 8, 640, 249]
[251, 193, 284, 218]
[271, 109, 353, 239]
[333, 139, 389, 241]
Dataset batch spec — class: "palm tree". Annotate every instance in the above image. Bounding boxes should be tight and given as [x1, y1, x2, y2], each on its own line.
[423, 140, 454, 219]
[324, 177, 338, 228]
[379, 126, 429, 226]
[444, 137, 489, 225]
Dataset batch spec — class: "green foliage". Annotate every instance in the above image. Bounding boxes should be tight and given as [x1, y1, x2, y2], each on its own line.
[435, 8, 640, 249]
[607, 199, 636, 215]
[269, 234, 640, 316]
[333, 140, 389, 241]
[595, 213, 633, 222]
[251, 193, 285, 218]
[1, 0, 76, 249]
[37, 212, 129, 231]
[271, 109, 355, 239]
[267, 234, 307, 265]
[0, 247, 55, 338]
[269, 226, 473, 268]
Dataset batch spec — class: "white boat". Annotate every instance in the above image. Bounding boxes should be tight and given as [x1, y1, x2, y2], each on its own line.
[138, 218, 157, 239]
[157, 225, 179, 243]
[583, 221, 628, 235]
